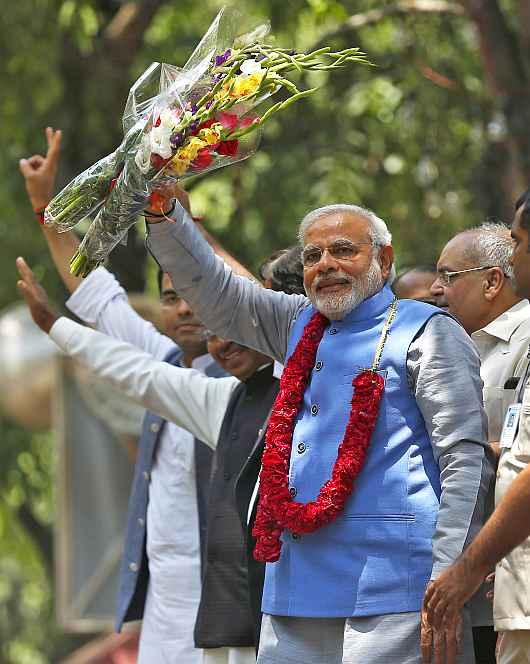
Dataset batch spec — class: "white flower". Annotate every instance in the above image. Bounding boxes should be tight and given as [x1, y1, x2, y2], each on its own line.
[240, 59, 262, 75]
[150, 124, 173, 159]
[159, 108, 177, 131]
[135, 134, 152, 174]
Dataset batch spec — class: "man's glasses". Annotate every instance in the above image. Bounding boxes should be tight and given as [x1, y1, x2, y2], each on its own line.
[302, 240, 374, 268]
[436, 265, 499, 287]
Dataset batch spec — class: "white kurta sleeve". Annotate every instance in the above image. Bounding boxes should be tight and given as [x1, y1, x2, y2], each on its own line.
[50, 317, 238, 448]
[66, 266, 174, 360]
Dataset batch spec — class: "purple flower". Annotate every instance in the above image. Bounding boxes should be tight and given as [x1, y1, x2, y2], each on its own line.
[205, 100, 213, 109]
[214, 49, 231, 67]
[191, 104, 198, 115]
[170, 131, 184, 149]
[213, 72, 226, 84]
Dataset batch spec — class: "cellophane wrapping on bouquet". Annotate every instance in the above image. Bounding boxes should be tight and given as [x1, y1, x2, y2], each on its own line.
[44, 7, 369, 276]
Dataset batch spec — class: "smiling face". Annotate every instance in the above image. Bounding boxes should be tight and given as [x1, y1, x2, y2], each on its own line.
[159, 273, 207, 357]
[206, 334, 270, 381]
[302, 211, 393, 319]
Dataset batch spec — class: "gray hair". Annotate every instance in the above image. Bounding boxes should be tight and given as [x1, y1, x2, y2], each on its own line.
[298, 204, 395, 283]
[459, 222, 514, 279]
[298, 204, 392, 247]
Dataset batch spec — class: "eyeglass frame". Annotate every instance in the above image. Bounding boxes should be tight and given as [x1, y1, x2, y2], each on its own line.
[301, 239, 379, 269]
[436, 265, 504, 287]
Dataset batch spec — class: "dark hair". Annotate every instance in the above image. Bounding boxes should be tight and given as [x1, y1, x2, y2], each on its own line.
[515, 188, 530, 231]
[264, 245, 305, 295]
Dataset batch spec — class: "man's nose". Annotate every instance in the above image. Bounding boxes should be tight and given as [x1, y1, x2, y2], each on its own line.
[316, 248, 340, 272]
[176, 298, 193, 317]
[430, 277, 444, 296]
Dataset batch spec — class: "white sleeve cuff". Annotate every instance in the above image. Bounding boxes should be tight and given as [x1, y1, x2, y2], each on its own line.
[66, 266, 125, 325]
[49, 316, 81, 350]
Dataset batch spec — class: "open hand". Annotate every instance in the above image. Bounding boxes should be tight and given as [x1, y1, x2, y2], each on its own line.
[19, 127, 62, 211]
[16, 257, 58, 333]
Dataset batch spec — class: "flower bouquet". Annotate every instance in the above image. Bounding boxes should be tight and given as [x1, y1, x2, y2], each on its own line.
[44, 8, 369, 277]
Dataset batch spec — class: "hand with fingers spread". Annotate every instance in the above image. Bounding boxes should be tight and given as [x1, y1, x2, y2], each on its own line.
[19, 127, 62, 212]
[16, 257, 59, 333]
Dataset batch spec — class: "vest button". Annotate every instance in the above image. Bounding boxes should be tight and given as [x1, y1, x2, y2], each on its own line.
[137, 518, 145, 527]
[297, 442, 306, 454]
[315, 361, 323, 371]
[311, 404, 319, 416]
[129, 562, 139, 572]
[150, 422, 160, 433]
[143, 471, 150, 481]
[292, 533, 301, 541]
[329, 328, 338, 335]
[289, 487, 297, 498]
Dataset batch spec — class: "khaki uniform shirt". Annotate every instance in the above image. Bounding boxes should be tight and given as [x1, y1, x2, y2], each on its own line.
[484, 301, 530, 631]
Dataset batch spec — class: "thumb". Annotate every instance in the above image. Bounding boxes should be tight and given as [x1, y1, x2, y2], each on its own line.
[19, 158, 33, 177]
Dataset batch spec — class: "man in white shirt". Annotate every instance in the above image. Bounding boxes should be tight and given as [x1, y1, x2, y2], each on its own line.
[430, 221, 530, 663]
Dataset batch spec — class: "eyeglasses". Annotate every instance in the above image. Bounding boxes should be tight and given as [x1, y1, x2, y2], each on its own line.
[302, 240, 374, 268]
[436, 265, 499, 287]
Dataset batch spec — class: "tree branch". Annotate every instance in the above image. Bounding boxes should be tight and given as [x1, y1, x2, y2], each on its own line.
[315, 0, 464, 46]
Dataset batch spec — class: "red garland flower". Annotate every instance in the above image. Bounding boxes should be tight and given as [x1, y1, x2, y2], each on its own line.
[252, 311, 386, 563]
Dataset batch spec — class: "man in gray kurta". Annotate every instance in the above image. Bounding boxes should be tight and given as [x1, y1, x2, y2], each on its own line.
[144, 201, 492, 663]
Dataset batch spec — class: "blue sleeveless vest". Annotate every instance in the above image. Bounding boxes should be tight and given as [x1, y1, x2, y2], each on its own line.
[262, 285, 443, 618]
[115, 347, 225, 631]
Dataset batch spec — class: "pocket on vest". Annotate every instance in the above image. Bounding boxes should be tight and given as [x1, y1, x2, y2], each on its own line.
[341, 514, 415, 603]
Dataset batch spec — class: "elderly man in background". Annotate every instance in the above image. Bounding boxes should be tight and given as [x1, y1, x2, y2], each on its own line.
[137, 195, 493, 663]
[425, 191, 530, 664]
[431, 222, 530, 664]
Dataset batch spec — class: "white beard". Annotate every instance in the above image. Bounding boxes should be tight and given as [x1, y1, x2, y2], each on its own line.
[307, 260, 384, 320]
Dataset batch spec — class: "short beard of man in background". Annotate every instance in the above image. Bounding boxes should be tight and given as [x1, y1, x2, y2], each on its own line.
[306, 257, 384, 320]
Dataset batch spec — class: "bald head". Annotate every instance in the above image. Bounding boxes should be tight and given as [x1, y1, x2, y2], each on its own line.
[392, 267, 437, 304]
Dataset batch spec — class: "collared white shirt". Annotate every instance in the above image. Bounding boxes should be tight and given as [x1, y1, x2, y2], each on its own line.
[471, 299, 530, 441]
[66, 267, 224, 664]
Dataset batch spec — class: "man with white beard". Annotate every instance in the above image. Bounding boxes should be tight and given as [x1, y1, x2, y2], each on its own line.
[140, 200, 492, 663]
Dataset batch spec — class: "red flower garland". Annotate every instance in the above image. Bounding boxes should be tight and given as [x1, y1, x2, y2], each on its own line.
[252, 311, 386, 563]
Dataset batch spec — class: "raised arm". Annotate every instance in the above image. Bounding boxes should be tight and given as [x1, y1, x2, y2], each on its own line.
[19, 127, 83, 294]
[49, 317, 237, 447]
[145, 203, 307, 362]
[16, 258, 237, 446]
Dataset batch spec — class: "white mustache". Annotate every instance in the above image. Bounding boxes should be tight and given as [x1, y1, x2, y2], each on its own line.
[312, 270, 354, 290]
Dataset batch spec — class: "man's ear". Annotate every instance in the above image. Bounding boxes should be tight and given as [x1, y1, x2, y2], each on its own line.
[484, 267, 504, 301]
[378, 245, 394, 281]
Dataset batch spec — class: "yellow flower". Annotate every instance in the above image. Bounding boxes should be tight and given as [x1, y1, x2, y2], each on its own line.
[198, 124, 222, 145]
[168, 155, 190, 176]
[176, 137, 206, 162]
[223, 72, 265, 99]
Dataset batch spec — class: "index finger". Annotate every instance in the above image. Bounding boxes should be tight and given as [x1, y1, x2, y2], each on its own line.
[46, 127, 62, 161]
[15, 257, 37, 284]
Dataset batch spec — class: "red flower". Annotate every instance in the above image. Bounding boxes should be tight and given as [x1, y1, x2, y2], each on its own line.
[150, 153, 168, 171]
[217, 111, 239, 130]
[191, 148, 213, 170]
[216, 139, 239, 157]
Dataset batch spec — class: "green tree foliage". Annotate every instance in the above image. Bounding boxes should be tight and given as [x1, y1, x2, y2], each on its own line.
[0, 0, 528, 660]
